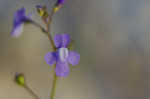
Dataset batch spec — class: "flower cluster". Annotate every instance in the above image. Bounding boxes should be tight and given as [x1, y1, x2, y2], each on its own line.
[11, 1, 80, 78]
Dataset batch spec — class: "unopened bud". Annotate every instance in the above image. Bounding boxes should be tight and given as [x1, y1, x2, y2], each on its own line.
[15, 73, 25, 86]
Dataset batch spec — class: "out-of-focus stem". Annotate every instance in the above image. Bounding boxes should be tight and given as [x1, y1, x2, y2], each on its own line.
[24, 84, 40, 99]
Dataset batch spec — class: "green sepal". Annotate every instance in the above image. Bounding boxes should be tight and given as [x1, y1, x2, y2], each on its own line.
[36, 6, 49, 18]
[68, 39, 74, 50]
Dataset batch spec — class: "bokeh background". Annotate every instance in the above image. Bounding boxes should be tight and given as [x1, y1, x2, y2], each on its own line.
[0, 0, 150, 99]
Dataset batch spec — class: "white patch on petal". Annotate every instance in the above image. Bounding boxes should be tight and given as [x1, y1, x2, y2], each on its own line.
[58, 48, 69, 62]
[12, 24, 24, 37]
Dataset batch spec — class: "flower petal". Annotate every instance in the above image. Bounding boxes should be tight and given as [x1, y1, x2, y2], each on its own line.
[54, 34, 71, 48]
[54, 34, 62, 48]
[58, 48, 69, 62]
[68, 51, 80, 66]
[13, 8, 30, 27]
[11, 24, 24, 38]
[11, 8, 31, 37]
[45, 52, 56, 66]
[55, 61, 70, 77]
[61, 34, 71, 47]
[14, 8, 26, 26]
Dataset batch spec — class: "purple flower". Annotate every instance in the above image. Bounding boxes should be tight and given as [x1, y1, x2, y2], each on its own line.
[45, 34, 80, 77]
[11, 8, 31, 37]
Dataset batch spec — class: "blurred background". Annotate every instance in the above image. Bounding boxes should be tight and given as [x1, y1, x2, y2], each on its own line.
[0, 0, 150, 99]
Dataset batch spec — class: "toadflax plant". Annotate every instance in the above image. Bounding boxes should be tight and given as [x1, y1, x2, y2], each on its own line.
[11, 0, 80, 99]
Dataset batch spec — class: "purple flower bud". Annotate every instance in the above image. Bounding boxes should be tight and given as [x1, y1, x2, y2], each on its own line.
[55, 0, 65, 6]
[11, 8, 31, 37]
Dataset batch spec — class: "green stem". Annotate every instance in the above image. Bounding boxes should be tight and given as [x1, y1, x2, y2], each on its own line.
[32, 6, 58, 99]
[30, 20, 56, 50]
[30, 20, 47, 33]
[45, 10, 57, 99]
[50, 71, 58, 99]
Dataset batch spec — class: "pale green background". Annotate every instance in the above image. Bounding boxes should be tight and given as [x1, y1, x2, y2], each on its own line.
[0, 0, 150, 99]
